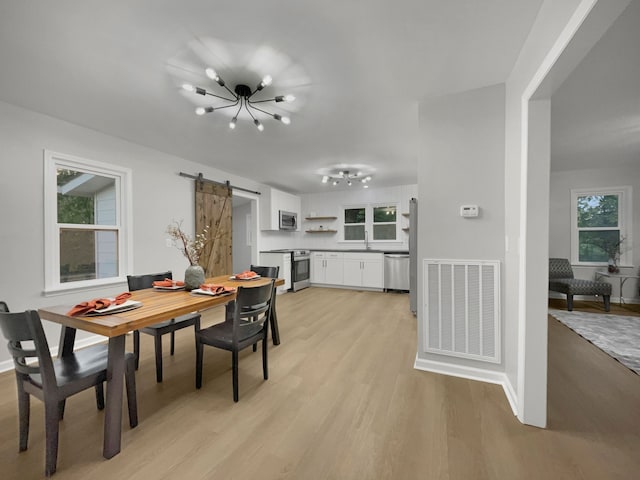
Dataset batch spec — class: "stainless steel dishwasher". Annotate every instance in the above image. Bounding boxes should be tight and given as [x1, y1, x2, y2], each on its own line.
[384, 253, 410, 291]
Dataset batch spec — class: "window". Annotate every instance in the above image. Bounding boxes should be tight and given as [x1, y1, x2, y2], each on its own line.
[342, 203, 398, 242]
[344, 207, 366, 240]
[570, 186, 632, 266]
[44, 151, 132, 292]
[372, 205, 397, 240]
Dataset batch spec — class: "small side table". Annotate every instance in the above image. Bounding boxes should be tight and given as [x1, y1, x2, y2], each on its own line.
[595, 271, 640, 305]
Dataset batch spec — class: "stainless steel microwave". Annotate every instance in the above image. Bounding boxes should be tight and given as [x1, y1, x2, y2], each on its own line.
[279, 210, 297, 230]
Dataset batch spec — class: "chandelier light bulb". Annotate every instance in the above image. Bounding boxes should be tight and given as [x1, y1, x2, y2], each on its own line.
[254, 119, 264, 131]
[347, 180, 352, 186]
[182, 83, 195, 92]
[195, 107, 206, 115]
[262, 75, 273, 86]
[366, 176, 372, 181]
[332, 180, 339, 186]
[205, 68, 218, 80]
[281, 116, 291, 125]
[322, 176, 329, 183]
[229, 118, 237, 129]
[363, 185, 369, 189]
[284, 94, 295, 102]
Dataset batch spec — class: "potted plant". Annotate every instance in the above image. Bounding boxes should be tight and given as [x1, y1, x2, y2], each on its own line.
[166, 220, 210, 290]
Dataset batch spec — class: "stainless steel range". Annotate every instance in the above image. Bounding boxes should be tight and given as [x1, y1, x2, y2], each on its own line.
[266, 249, 310, 292]
[291, 249, 310, 291]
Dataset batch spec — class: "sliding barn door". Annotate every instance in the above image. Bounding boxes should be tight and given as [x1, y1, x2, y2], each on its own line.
[195, 181, 232, 277]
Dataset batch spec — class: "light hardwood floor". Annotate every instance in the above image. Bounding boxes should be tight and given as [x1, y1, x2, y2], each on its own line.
[1, 288, 639, 479]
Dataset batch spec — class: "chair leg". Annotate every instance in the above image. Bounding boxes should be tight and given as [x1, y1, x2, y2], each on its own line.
[170, 331, 175, 356]
[44, 401, 60, 476]
[262, 338, 269, 380]
[603, 295, 611, 312]
[95, 383, 105, 410]
[566, 294, 574, 311]
[133, 330, 140, 370]
[195, 339, 203, 389]
[232, 350, 239, 402]
[16, 380, 29, 452]
[153, 335, 163, 383]
[125, 357, 138, 428]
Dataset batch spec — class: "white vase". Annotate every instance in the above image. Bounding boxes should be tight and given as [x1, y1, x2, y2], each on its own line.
[184, 265, 205, 291]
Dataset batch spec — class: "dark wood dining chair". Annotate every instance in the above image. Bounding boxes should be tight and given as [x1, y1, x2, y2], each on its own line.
[250, 265, 281, 345]
[195, 279, 275, 402]
[127, 271, 201, 382]
[0, 303, 138, 476]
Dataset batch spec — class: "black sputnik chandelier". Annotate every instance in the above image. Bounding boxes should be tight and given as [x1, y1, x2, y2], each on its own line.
[182, 67, 295, 131]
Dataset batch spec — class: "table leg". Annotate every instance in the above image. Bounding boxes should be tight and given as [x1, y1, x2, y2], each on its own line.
[103, 335, 125, 459]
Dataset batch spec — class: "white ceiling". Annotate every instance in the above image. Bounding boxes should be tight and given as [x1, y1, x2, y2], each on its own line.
[0, 0, 544, 194]
[551, 0, 640, 172]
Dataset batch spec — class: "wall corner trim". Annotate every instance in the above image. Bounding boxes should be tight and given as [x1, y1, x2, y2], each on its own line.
[414, 355, 518, 417]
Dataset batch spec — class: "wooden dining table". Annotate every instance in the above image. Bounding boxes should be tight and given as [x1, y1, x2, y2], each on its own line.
[37, 274, 283, 460]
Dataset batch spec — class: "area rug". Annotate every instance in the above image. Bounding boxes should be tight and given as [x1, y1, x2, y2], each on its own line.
[549, 309, 640, 375]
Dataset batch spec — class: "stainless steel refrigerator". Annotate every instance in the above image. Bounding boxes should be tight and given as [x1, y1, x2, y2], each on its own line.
[409, 198, 417, 314]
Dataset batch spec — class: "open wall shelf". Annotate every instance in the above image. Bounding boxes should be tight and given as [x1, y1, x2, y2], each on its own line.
[305, 216, 337, 221]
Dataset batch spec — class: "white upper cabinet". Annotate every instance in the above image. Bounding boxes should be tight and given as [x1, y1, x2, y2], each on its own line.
[259, 186, 301, 231]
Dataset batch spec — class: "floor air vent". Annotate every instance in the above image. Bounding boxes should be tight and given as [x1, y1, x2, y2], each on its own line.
[423, 260, 500, 363]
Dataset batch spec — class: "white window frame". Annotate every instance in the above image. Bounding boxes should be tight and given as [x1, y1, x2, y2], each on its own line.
[44, 150, 133, 294]
[570, 186, 632, 267]
[342, 204, 367, 242]
[341, 202, 400, 244]
[371, 203, 399, 241]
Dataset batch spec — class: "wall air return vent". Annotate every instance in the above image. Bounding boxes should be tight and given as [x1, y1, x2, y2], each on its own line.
[423, 259, 500, 363]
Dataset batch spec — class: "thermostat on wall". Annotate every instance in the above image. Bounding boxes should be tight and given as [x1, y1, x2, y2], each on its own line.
[459, 205, 479, 217]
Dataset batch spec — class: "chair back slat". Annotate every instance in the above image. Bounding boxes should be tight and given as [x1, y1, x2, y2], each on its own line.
[232, 280, 275, 344]
[127, 271, 172, 291]
[249, 265, 280, 279]
[0, 310, 57, 386]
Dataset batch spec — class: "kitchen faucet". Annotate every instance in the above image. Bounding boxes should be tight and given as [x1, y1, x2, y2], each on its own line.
[365, 230, 370, 250]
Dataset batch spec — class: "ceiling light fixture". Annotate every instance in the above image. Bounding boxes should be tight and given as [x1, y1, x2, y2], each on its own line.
[323, 170, 372, 188]
[182, 68, 295, 131]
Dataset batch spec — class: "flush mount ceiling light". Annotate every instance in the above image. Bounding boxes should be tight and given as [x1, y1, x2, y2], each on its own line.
[321, 170, 373, 188]
[181, 68, 295, 131]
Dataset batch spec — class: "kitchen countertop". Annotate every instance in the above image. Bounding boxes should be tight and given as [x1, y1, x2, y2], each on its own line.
[308, 249, 409, 254]
[261, 249, 409, 254]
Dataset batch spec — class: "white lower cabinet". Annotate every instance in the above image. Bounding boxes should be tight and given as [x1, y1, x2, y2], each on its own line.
[311, 251, 383, 289]
[259, 252, 291, 293]
[311, 252, 344, 285]
[343, 253, 384, 289]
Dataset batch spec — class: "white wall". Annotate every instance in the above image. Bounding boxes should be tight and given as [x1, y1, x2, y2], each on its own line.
[0, 99, 268, 366]
[504, 0, 630, 426]
[232, 201, 253, 273]
[549, 165, 640, 301]
[416, 83, 506, 374]
[257, 184, 418, 253]
[300, 185, 417, 251]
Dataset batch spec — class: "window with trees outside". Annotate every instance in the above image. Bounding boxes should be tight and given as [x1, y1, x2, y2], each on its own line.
[342, 204, 398, 242]
[570, 186, 632, 266]
[44, 151, 132, 292]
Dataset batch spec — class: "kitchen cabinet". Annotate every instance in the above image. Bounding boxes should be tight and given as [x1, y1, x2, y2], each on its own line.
[343, 252, 384, 289]
[259, 252, 291, 294]
[260, 186, 301, 231]
[311, 251, 343, 285]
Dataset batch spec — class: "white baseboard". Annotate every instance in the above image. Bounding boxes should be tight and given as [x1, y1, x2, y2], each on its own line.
[0, 334, 107, 374]
[414, 355, 518, 417]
